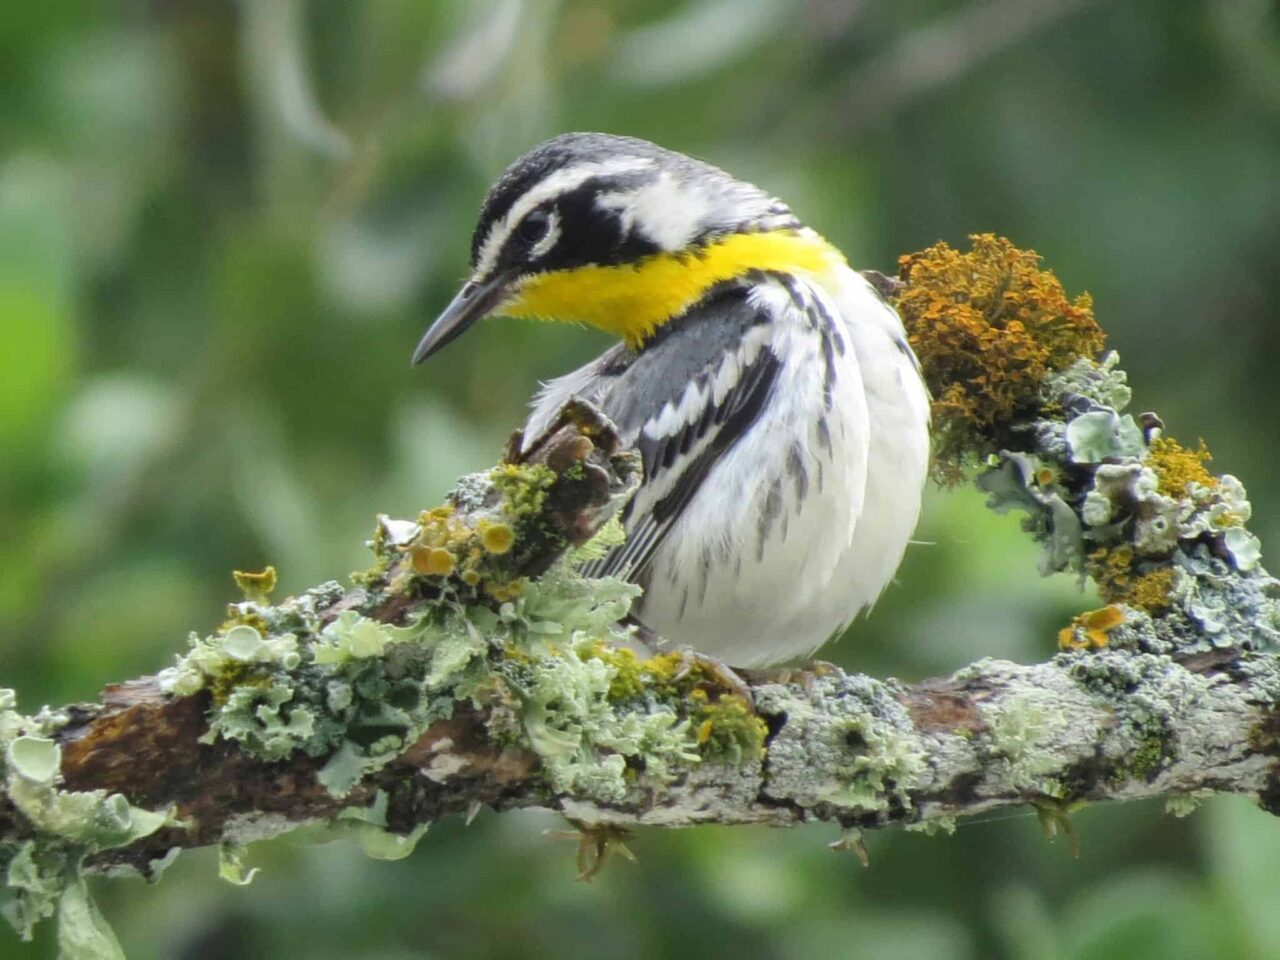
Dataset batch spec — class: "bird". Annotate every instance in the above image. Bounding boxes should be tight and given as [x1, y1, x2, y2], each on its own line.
[413, 133, 929, 670]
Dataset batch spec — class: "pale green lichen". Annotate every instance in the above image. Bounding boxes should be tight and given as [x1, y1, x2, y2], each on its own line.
[0, 689, 178, 950]
[510, 648, 700, 803]
[970, 345, 1280, 653]
[821, 711, 928, 811]
[905, 816, 958, 836]
[757, 674, 925, 818]
[489, 560, 703, 803]
[982, 694, 1072, 795]
[1065, 409, 1145, 464]
[334, 791, 430, 861]
[1043, 352, 1133, 412]
[56, 871, 126, 960]
[1072, 429, 1279, 651]
[0, 424, 720, 952]
[312, 611, 417, 665]
[217, 844, 259, 886]
[976, 451, 1084, 576]
[179, 501, 717, 822]
[174, 604, 497, 796]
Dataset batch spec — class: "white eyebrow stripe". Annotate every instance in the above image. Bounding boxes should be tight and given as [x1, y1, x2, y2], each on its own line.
[473, 156, 655, 277]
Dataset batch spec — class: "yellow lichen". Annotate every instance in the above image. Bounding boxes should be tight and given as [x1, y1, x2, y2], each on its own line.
[209, 661, 270, 707]
[415, 508, 473, 551]
[596, 645, 645, 701]
[1087, 543, 1177, 612]
[477, 519, 515, 555]
[1087, 545, 1135, 601]
[589, 642, 768, 763]
[218, 608, 270, 636]
[1147, 436, 1215, 498]
[233, 566, 277, 603]
[1058, 605, 1126, 651]
[1125, 568, 1176, 612]
[411, 547, 456, 577]
[484, 579, 524, 602]
[491, 462, 557, 518]
[692, 694, 767, 762]
[895, 234, 1105, 482]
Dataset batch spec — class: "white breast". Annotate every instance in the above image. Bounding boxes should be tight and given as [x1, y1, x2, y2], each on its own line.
[634, 269, 929, 667]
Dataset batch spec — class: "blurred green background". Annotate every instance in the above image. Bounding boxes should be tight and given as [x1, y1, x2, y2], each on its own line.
[2, 1, 1279, 958]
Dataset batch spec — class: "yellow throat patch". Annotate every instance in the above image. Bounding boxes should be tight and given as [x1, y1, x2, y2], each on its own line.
[499, 229, 847, 347]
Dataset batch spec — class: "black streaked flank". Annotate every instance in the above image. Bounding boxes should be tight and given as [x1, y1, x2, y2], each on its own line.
[787, 444, 810, 502]
[775, 271, 844, 412]
[757, 476, 786, 561]
[574, 281, 786, 583]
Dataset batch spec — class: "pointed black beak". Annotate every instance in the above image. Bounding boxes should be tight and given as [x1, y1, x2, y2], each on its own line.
[411, 274, 514, 366]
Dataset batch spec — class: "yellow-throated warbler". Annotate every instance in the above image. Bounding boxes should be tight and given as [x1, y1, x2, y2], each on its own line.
[413, 133, 929, 668]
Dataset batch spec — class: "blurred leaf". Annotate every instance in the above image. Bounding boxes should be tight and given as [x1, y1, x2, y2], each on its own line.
[0, 158, 75, 454]
[614, 0, 792, 86]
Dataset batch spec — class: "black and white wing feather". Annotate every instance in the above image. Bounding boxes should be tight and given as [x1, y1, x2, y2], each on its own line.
[525, 283, 781, 583]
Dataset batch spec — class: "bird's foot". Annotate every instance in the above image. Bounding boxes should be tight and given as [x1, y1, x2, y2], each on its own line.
[741, 660, 841, 698]
[627, 618, 756, 709]
[546, 820, 638, 882]
[1033, 797, 1083, 859]
[664, 647, 755, 710]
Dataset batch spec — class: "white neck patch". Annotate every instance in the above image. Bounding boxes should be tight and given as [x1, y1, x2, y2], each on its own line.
[594, 170, 713, 251]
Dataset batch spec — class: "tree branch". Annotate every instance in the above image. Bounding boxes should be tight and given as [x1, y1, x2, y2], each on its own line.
[3, 237, 1278, 947]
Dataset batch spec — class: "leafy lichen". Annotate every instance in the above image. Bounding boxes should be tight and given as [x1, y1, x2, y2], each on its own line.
[0, 690, 178, 951]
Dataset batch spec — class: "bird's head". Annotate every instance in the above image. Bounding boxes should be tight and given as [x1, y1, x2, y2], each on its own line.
[412, 132, 840, 363]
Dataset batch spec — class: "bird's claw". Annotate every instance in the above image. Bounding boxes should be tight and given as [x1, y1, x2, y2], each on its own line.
[546, 820, 638, 881]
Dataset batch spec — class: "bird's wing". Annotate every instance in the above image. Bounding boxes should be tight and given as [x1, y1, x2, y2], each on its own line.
[573, 283, 782, 582]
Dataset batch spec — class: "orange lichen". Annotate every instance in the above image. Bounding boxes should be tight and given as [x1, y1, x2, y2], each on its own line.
[1147, 436, 1215, 498]
[895, 234, 1105, 482]
[1058, 605, 1127, 651]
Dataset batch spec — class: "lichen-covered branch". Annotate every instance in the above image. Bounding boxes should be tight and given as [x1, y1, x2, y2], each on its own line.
[4, 237, 1279, 955]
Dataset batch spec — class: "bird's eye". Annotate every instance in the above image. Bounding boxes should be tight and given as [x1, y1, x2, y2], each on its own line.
[516, 209, 551, 245]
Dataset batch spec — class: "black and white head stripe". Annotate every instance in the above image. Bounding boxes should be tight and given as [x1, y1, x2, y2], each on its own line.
[469, 132, 801, 277]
